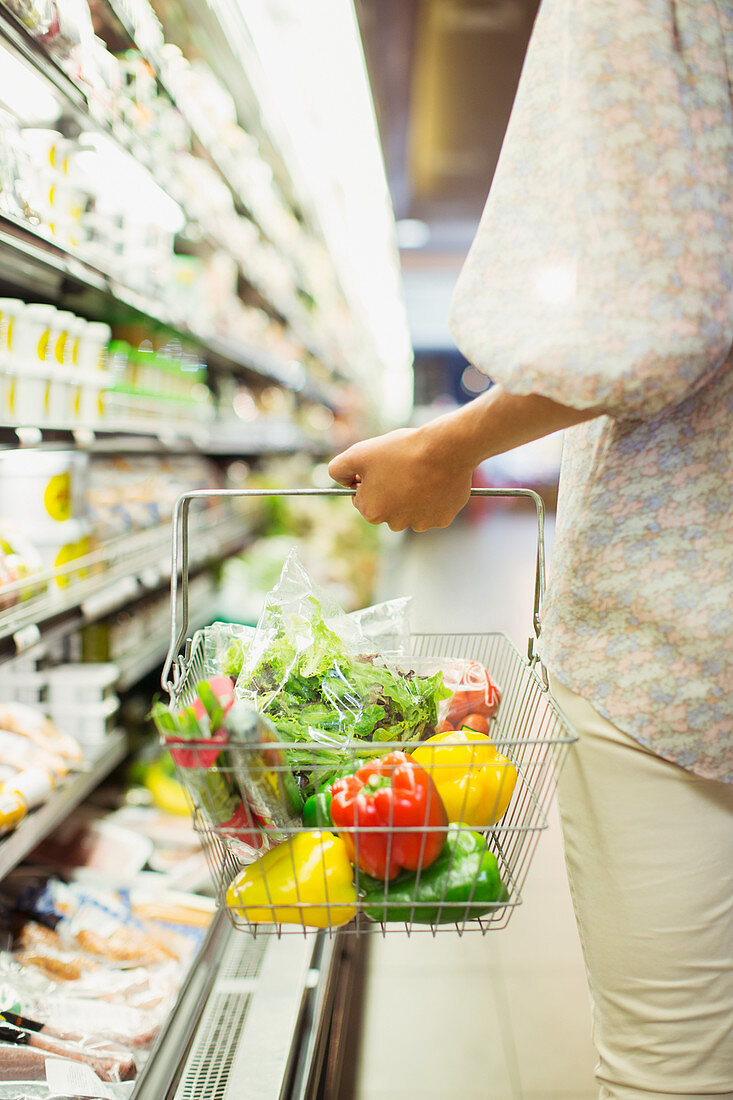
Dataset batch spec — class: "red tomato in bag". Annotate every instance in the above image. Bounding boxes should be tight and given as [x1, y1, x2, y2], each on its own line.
[461, 712, 491, 735]
[444, 661, 500, 726]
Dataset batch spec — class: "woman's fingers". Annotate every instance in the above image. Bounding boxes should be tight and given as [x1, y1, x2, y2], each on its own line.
[328, 445, 362, 487]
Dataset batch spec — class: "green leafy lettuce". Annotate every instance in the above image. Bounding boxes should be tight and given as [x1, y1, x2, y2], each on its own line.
[236, 598, 450, 794]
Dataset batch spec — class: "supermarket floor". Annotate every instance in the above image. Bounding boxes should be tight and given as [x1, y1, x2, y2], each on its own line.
[355, 501, 598, 1100]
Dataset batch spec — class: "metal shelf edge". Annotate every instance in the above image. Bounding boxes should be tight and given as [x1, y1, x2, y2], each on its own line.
[131, 906, 232, 1100]
[0, 727, 127, 879]
[0, 214, 336, 400]
[0, 519, 252, 666]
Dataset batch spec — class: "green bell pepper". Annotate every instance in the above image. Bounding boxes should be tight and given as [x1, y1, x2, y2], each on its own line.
[302, 787, 334, 828]
[301, 761, 360, 829]
[359, 825, 508, 924]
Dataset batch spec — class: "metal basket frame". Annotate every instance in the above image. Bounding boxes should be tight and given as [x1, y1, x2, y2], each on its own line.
[160, 488, 577, 937]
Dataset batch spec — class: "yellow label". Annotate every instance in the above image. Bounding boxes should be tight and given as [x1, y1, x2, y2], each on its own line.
[54, 541, 79, 588]
[98, 392, 105, 417]
[72, 387, 81, 417]
[54, 331, 68, 366]
[7, 316, 13, 351]
[37, 330, 50, 361]
[0, 791, 25, 836]
[71, 337, 79, 367]
[44, 473, 71, 522]
[7, 378, 15, 415]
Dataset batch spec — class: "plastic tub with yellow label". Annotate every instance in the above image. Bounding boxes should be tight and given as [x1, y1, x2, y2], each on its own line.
[0, 449, 89, 527]
[28, 518, 92, 594]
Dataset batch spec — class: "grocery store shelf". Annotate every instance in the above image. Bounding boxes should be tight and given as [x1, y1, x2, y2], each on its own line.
[0, 727, 127, 879]
[0, 509, 251, 665]
[0, 2, 316, 339]
[0, 416, 336, 455]
[0, 1, 89, 118]
[99, 0, 324, 302]
[0, 212, 334, 404]
[115, 595, 215, 691]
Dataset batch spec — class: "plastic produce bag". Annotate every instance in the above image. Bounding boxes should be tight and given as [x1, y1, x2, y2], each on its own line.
[234, 551, 450, 796]
[202, 621, 255, 680]
[153, 679, 303, 862]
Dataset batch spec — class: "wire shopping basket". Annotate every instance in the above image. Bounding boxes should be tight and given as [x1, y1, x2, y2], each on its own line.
[160, 488, 577, 936]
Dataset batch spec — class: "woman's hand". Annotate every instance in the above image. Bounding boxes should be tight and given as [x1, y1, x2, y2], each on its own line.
[327, 425, 474, 532]
[328, 384, 601, 533]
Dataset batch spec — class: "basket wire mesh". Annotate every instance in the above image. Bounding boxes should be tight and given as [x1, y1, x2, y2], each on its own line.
[162, 489, 577, 937]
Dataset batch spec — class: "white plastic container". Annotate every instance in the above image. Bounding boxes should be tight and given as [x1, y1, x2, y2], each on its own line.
[0, 449, 88, 525]
[0, 298, 24, 420]
[47, 693, 119, 745]
[11, 303, 56, 424]
[28, 518, 92, 592]
[44, 309, 76, 424]
[77, 321, 111, 424]
[46, 662, 119, 708]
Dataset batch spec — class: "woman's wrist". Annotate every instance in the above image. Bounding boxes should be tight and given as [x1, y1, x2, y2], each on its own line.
[417, 384, 601, 472]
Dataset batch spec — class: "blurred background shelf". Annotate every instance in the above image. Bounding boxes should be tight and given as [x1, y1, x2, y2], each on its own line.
[0, 508, 251, 663]
[0, 726, 127, 878]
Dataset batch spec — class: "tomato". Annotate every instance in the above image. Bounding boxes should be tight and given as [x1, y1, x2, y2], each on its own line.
[461, 712, 490, 735]
[444, 661, 501, 725]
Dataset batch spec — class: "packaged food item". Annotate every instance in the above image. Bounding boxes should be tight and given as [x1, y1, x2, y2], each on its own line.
[438, 658, 502, 731]
[0, 702, 83, 763]
[152, 677, 303, 860]
[0, 529, 44, 609]
[0, 1014, 136, 1082]
[31, 814, 153, 879]
[0, 769, 55, 837]
[0, 730, 67, 779]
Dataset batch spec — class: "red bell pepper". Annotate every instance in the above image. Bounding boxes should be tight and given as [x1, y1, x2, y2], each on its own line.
[329, 751, 448, 881]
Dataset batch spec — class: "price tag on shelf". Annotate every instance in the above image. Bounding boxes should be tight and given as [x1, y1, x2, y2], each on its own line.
[46, 1057, 115, 1098]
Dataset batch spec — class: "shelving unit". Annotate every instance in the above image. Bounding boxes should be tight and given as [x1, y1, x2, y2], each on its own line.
[0, 212, 336, 408]
[0, 508, 251, 663]
[0, 727, 127, 878]
[0, 0, 380, 1091]
[0, 1, 335, 366]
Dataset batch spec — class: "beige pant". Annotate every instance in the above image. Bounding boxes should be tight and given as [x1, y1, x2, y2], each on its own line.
[550, 675, 733, 1100]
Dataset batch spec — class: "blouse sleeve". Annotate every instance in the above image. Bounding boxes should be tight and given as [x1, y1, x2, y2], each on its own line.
[448, 0, 733, 421]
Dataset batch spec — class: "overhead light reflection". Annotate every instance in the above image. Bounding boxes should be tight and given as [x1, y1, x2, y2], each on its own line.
[0, 45, 61, 123]
[396, 219, 430, 250]
[535, 265, 576, 305]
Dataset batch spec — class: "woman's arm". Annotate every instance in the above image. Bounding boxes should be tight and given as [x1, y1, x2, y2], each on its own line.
[328, 383, 601, 531]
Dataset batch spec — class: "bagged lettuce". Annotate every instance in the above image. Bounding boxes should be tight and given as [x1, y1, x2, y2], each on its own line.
[234, 551, 450, 795]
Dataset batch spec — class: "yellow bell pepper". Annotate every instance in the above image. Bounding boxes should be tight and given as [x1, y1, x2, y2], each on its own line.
[225, 830, 357, 929]
[411, 730, 517, 826]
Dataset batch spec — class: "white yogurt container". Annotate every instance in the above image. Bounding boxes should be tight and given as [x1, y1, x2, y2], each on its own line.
[0, 449, 88, 526]
[46, 662, 119, 707]
[0, 298, 24, 420]
[44, 309, 76, 424]
[28, 517, 92, 593]
[11, 303, 57, 424]
[77, 321, 111, 425]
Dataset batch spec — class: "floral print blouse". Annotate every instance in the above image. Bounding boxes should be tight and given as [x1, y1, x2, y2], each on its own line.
[449, 0, 733, 781]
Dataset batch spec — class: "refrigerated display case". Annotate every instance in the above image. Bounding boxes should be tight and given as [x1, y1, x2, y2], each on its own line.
[0, 0, 397, 1090]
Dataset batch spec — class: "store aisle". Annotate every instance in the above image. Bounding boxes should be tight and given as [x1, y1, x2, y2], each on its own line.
[356, 503, 597, 1100]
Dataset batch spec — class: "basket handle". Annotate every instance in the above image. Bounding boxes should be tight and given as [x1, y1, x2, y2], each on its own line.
[161, 487, 547, 699]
